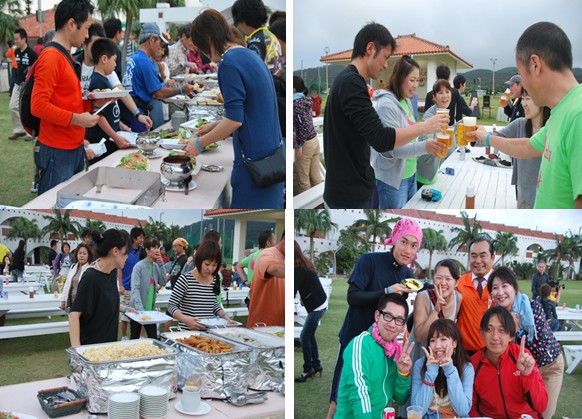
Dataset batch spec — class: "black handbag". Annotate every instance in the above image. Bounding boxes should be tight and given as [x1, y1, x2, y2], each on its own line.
[240, 140, 286, 188]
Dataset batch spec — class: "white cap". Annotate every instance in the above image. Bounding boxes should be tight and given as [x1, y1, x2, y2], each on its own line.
[466, 186, 475, 197]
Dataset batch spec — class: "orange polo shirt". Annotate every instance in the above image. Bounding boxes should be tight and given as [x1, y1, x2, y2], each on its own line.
[31, 46, 91, 149]
[247, 246, 284, 327]
[456, 271, 494, 352]
[5, 48, 17, 69]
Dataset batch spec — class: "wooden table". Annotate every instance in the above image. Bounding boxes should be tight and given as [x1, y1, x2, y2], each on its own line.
[403, 146, 517, 209]
[0, 377, 285, 418]
[23, 134, 234, 209]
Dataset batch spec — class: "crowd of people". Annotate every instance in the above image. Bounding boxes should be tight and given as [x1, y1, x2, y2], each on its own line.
[4, 0, 285, 208]
[322, 218, 565, 419]
[315, 20, 580, 209]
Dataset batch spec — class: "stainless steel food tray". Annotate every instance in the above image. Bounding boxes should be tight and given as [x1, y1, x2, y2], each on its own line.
[56, 167, 164, 208]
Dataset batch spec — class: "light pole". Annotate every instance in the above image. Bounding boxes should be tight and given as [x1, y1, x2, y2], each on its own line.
[324, 46, 330, 94]
[490, 57, 498, 94]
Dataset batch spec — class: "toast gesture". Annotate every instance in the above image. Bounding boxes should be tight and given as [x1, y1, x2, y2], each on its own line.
[397, 341, 415, 375]
[517, 335, 535, 376]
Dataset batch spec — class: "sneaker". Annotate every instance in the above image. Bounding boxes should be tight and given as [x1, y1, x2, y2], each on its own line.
[30, 183, 38, 193]
[121, 336, 129, 341]
[8, 132, 26, 140]
[24, 136, 34, 142]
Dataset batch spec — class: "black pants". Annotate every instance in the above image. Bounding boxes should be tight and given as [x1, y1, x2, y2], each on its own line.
[130, 319, 157, 339]
[329, 341, 348, 403]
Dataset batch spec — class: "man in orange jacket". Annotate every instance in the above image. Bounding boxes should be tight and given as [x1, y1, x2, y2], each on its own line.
[456, 236, 495, 355]
[31, 0, 101, 195]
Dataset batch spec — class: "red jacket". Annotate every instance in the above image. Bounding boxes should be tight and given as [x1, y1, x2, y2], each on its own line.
[470, 343, 547, 418]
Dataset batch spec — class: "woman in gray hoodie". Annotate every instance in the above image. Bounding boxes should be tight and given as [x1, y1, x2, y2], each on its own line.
[371, 56, 445, 208]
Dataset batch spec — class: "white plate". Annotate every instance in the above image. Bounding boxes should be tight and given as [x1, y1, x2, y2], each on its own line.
[198, 317, 242, 328]
[0, 411, 36, 419]
[175, 401, 211, 416]
[164, 95, 194, 104]
[159, 139, 187, 150]
[112, 152, 151, 171]
[117, 131, 139, 146]
[180, 117, 216, 131]
[85, 90, 129, 99]
[126, 311, 173, 325]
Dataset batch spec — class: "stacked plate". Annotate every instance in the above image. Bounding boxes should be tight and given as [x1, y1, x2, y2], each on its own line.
[108, 392, 140, 419]
[139, 385, 169, 419]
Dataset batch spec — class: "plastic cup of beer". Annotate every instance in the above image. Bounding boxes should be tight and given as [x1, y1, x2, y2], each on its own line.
[436, 108, 449, 130]
[436, 133, 448, 158]
[407, 405, 423, 419]
[445, 127, 454, 149]
[463, 117, 477, 142]
[457, 123, 467, 147]
[499, 95, 508, 107]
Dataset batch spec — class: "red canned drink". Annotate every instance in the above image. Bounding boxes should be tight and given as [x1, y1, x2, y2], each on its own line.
[383, 407, 395, 419]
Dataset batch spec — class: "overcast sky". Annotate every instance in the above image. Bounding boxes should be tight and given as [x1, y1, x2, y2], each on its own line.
[293, 0, 582, 71]
[326, 210, 582, 236]
[103, 209, 203, 228]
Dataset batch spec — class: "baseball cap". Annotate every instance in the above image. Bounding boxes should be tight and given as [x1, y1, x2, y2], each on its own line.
[141, 22, 168, 44]
[505, 74, 521, 85]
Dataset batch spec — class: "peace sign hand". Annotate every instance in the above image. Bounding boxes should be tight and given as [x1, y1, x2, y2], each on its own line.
[434, 284, 446, 313]
[517, 335, 535, 376]
[397, 341, 415, 375]
[438, 343, 454, 367]
[421, 346, 438, 365]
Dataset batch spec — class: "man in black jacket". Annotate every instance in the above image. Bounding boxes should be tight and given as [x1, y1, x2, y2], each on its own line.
[323, 23, 446, 208]
[452, 74, 476, 122]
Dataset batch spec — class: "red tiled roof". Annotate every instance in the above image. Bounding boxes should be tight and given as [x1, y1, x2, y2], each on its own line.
[321, 34, 473, 68]
[34, 209, 148, 226]
[386, 210, 560, 241]
[18, 9, 56, 42]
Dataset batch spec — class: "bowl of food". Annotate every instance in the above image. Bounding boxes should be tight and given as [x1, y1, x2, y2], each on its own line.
[160, 155, 193, 185]
[136, 132, 160, 155]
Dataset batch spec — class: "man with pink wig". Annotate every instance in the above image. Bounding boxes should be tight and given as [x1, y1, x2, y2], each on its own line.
[327, 218, 423, 419]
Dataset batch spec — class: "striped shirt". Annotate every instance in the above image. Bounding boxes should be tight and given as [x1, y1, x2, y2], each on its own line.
[167, 271, 222, 329]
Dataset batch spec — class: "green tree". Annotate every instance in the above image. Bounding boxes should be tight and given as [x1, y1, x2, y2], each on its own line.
[448, 211, 489, 269]
[294, 209, 337, 261]
[510, 261, 535, 280]
[314, 252, 332, 276]
[351, 210, 399, 252]
[24, 0, 31, 15]
[0, 0, 22, 43]
[42, 209, 83, 244]
[541, 230, 582, 279]
[335, 227, 367, 275]
[422, 228, 448, 278]
[84, 219, 107, 233]
[6, 217, 42, 242]
[494, 231, 519, 265]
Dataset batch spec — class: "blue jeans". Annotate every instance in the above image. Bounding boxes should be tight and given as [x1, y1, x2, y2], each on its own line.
[34, 141, 85, 195]
[11, 269, 23, 282]
[376, 174, 417, 209]
[300, 308, 327, 373]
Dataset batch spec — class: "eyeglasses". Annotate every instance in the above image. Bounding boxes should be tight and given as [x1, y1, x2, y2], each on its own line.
[378, 310, 406, 326]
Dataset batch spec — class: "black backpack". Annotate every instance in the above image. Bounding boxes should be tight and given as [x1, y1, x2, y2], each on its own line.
[19, 42, 81, 137]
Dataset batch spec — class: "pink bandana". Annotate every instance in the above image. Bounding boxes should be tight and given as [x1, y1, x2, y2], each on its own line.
[372, 322, 403, 361]
[384, 218, 423, 248]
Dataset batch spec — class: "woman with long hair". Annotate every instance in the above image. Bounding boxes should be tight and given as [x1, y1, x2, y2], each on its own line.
[186, 9, 284, 208]
[167, 240, 231, 330]
[69, 229, 136, 346]
[1, 255, 11, 277]
[11, 240, 26, 282]
[294, 240, 328, 382]
[488, 266, 563, 419]
[60, 243, 94, 311]
[411, 319, 474, 418]
[371, 56, 445, 208]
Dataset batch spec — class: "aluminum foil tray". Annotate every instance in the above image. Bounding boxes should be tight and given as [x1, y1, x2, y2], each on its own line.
[56, 167, 164, 208]
[67, 338, 178, 414]
[209, 328, 284, 391]
[160, 330, 251, 398]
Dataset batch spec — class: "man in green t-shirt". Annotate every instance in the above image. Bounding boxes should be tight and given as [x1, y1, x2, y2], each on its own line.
[235, 229, 275, 307]
[470, 22, 582, 209]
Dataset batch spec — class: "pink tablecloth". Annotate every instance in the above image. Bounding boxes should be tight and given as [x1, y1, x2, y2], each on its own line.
[0, 377, 285, 418]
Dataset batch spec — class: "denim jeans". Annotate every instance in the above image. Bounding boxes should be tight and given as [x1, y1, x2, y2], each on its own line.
[376, 174, 417, 209]
[300, 308, 327, 373]
[11, 269, 23, 283]
[34, 141, 85, 195]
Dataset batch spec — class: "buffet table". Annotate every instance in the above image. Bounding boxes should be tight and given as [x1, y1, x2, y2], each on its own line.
[23, 136, 234, 209]
[0, 377, 285, 418]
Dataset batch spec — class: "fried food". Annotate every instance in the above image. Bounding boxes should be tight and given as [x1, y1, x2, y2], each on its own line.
[176, 335, 233, 354]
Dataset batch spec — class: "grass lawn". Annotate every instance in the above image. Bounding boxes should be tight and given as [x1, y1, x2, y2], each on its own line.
[0, 313, 249, 387]
[294, 277, 582, 418]
[0, 92, 37, 206]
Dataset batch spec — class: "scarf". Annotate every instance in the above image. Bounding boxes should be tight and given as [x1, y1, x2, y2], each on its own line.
[293, 92, 305, 101]
[372, 322, 403, 361]
[513, 292, 537, 341]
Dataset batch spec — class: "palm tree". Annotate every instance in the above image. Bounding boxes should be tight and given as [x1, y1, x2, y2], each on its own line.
[6, 217, 42, 243]
[448, 211, 489, 269]
[541, 230, 582, 279]
[84, 219, 107, 233]
[294, 209, 337, 261]
[96, 0, 185, 71]
[422, 228, 448, 277]
[352, 210, 399, 252]
[0, 0, 22, 43]
[494, 231, 519, 265]
[42, 209, 83, 244]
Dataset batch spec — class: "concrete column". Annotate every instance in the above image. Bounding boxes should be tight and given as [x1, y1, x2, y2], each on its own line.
[232, 219, 247, 262]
